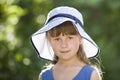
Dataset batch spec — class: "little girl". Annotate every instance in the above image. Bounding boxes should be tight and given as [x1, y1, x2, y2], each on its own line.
[31, 6, 102, 80]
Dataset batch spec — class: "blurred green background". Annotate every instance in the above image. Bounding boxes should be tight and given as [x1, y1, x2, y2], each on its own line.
[0, 0, 120, 80]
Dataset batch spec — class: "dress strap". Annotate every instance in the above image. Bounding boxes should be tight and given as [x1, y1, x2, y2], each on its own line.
[73, 65, 94, 80]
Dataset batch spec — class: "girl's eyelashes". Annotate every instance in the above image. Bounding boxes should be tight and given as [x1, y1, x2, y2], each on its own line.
[52, 37, 60, 41]
[68, 36, 74, 39]
[55, 38, 60, 41]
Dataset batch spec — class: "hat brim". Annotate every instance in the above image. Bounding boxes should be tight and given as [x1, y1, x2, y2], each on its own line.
[30, 17, 99, 61]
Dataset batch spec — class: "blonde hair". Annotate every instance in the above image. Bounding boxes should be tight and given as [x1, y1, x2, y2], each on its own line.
[46, 21, 90, 65]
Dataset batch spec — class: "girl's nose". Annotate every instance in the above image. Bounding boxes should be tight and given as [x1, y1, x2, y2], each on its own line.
[61, 39, 68, 48]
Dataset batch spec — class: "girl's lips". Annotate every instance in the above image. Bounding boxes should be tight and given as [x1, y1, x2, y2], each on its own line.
[60, 50, 70, 54]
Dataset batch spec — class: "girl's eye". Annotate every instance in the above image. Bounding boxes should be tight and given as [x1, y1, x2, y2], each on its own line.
[68, 36, 74, 39]
[54, 38, 60, 41]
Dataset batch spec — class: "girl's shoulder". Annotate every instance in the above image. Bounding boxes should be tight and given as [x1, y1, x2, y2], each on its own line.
[40, 65, 53, 76]
[82, 65, 95, 72]
[73, 65, 95, 80]
[41, 64, 54, 72]
[79, 65, 101, 80]
[39, 65, 54, 80]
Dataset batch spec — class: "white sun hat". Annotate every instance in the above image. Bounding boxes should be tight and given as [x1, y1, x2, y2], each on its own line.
[30, 6, 100, 61]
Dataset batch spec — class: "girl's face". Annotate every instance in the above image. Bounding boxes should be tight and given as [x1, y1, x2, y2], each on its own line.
[46, 21, 83, 61]
[49, 34, 82, 61]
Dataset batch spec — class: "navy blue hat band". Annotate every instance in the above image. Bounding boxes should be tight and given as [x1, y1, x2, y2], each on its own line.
[46, 13, 83, 29]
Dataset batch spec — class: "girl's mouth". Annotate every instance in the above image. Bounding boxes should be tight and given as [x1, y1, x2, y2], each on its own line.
[60, 50, 70, 54]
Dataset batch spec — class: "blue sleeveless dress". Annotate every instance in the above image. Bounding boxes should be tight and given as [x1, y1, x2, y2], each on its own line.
[41, 65, 94, 80]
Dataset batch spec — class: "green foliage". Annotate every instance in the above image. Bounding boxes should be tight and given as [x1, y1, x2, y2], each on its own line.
[0, 0, 120, 80]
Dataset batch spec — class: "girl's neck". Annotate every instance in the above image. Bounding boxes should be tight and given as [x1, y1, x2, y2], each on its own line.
[56, 57, 85, 67]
